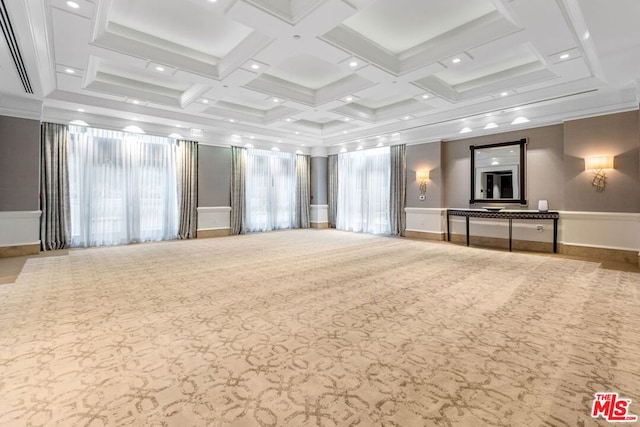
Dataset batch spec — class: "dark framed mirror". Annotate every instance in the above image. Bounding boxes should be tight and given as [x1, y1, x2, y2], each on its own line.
[470, 138, 527, 204]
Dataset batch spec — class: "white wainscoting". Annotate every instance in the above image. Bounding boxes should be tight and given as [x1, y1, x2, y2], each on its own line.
[447, 215, 556, 243]
[405, 208, 640, 255]
[405, 208, 446, 237]
[0, 211, 41, 247]
[311, 204, 329, 225]
[559, 211, 640, 252]
[197, 207, 231, 232]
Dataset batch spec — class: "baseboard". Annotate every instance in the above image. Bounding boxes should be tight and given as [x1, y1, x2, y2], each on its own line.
[558, 243, 639, 266]
[448, 233, 553, 253]
[0, 243, 40, 258]
[197, 228, 231, 238]
[311, 222, 329, 229]
[405, 230, 445, 241]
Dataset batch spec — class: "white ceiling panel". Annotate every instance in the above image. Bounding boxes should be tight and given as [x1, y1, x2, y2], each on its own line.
[109, 0, 253, 59]
[266, 54, 352, 90]
[343, 0, 496, 54]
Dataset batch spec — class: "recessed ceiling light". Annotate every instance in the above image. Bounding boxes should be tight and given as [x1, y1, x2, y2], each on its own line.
[294, 132, 300, 135]
[277, 139, 282, 143]
[500, 92, 509, 97]
[345, 96, 353, 102]
[202, 99, 209, 104]
[175, 124, 182, 128]
[132, 117, 139, 121]
[272, 98, 280, 103]
[251, 64, 260, 70]
[301, 144, 305, 146]
[123, 125, 145, 134]
[132, 100, 140, 105]
[249, 136, 255, 139]
[511, 116, 530, 125]
[560, 53, 570, 60]
[66, 1, 79, 9]
[77, 108, 85, 112]
[155, 66, 165, 72]
[422, 94, 429, 99]
[342, 131, 348, 134]
[583, 31, 590, 40]
[285, 118, 293, 122]
[484, 123, 498, 129]
[65, 68, 75, 74]
[228, 119, 236, 122]
[208, 0, 218, 3]
[460, 127, 472, 134]
[349, 61, 358, 68]
[403, 116, 412, 120]
[452, 58, 461, 64]
[343, 117, 351, 121]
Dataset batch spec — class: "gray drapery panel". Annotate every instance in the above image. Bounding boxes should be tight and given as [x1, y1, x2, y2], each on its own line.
[295, 154, 311, 228]
[230, 146, 246, 235]
[327, 154, 338, 228]
[177, 140, 198, 239]
[40, 122, 71, 251]
[390, 144, 407, 236]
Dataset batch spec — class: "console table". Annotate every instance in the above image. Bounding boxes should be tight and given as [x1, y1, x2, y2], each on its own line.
[446, 209, 560, 253]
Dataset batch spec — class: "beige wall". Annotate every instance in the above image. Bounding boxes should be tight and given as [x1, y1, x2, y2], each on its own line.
[198, 145, 231, 207]
[442, 125, 565, 210]
[406, 142, 442, 208]
[563, 111, 640, 212]
[0, 116, 40, 211]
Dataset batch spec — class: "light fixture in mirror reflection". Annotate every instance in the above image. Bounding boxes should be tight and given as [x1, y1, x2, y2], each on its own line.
[585, 155, 614, 192]
[416, 170, 429, 196]
[469, 138, 527, 205]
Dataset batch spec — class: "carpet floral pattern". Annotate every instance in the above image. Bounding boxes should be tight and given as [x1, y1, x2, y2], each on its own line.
[1, 230, 639, 426]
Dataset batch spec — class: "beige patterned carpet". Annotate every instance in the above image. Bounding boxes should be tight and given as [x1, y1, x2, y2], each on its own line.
[1, 230, 639, 426]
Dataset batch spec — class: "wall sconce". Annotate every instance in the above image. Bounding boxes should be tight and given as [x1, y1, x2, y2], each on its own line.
[585, 156, 614, 192]
[416, 170, 430, 198]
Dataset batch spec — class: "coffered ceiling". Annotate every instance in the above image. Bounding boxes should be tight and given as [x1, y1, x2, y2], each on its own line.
[1, 0, 639, 150]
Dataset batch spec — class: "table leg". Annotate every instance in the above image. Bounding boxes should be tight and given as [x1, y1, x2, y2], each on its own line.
[447, 211, 450, 242]
[509, 218, 512, 252]
[553, 218, 558, 253]
[465, 216, 470, 246]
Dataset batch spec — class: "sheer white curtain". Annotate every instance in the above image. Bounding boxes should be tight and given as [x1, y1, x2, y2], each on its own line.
[68, 126, 179, 247]
[245, 148, 297, 232]
[337, 146, 391, 235]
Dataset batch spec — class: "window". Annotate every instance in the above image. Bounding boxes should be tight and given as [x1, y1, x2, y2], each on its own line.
[245, 148, 297, 232]
[336, 147, 391, 234]
[68, 126, 179, 247]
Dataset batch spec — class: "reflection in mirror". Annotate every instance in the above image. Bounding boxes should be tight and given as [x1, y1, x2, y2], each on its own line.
[470, 139, 527, 204]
